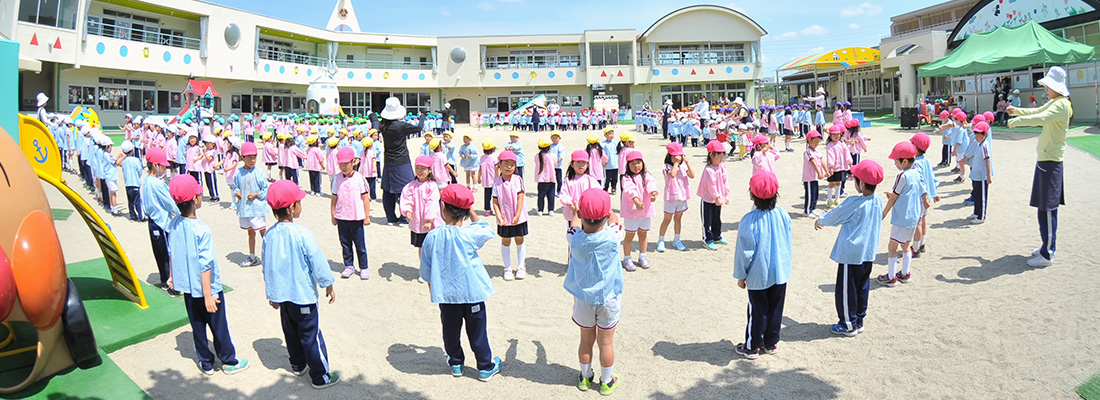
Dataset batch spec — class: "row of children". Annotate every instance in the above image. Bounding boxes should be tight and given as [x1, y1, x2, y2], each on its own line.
[932, 108, 996, 224]
[501, 109, 617, 132]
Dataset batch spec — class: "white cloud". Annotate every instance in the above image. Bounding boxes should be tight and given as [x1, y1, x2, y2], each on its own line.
[477, 1, 495, 10]
[803, 46, 825, 56]
[800, 25, 829, 36]
[770, 31, 797, 40]
[848, 23, 860, 29]
[841, 2, 883, 17]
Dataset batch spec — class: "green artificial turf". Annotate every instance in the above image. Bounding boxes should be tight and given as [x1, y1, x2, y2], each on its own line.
[1078, 372, 1100, 400]
[1068, 134, 1100, 160]
[50, 209, 73, 221]
[0, 349, 152, 400]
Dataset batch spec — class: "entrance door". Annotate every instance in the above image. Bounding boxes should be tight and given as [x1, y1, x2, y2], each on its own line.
[497, 97, 510, 112]
[449, 99, 470, 123]
[157, 91, 170, 114]
[371, 92, 390, 113]
[241, 95, 252, 113]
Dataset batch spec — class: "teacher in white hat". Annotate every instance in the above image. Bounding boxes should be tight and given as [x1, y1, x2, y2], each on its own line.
[377, 96, 422, 224]
[36, 92, 50, 125]
[1007, 66, 1072, 268]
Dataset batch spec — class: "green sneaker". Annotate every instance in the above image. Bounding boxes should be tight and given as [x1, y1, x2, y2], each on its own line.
[599, 374, 621, 396]
[577, 375, 593, 391]
[312, 372, 341, 390]
[222, 359, 249, 375]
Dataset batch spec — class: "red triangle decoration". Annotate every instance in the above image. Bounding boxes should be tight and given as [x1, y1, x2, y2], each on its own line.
[600, 71, 608, 77]
[53, 38, 62, 49]
[709, 69, 715, 75]
[30, 34, 38, 46]
[690, 69, 697, 75]
[616, 70, 624, 77]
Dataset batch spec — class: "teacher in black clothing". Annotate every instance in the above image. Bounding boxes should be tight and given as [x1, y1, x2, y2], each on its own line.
[377, 97, 421, 224]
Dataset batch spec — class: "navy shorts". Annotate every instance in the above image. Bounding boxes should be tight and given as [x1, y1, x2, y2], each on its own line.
[1030, 161, 1065, 211]
[827, 170, 847, 183]
[411, 231, 428, 247]
[497, 222, 529, 238]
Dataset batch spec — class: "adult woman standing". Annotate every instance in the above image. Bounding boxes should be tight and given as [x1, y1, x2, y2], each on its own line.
[378, 97, 422, 224]
[1007, 66, 1072, 268]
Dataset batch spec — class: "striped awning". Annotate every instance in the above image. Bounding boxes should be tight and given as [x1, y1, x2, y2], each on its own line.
[778, 47, 880, 71]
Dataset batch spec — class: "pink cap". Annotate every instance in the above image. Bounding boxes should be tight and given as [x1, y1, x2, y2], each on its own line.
[578, 188, 611, 220]
[169, 174, 203, 203]
[706, 140, 726, 153]
[828, 124, 846, 135]
[851, 160, 884, 185]
[666, 142, 684, 156]
[145, 148, 169, 166]
[971, 114, 986, 124]
[267, 179, 306, 209]
[940, 110, 950, 119]
[749, 171, 779, 199]
[972, 121, 990, 133]
[953, 110, 967, 121]
[415, 155, 433, 167]
[241, 142, 258, 157]
[571, 149, 588, 162]
[845, 119, 860, 128]
[889, 141, 917, 160]
[752, 134, 769, 145]
[625, 150, 643, 163]
[498, 150, 518, 163]
[983, 111, 995, 122]
[805, 130, 822, 140]
[909, 132, 931, 152]
[441, 183, 475, 209]
[337, 147, 355, 163]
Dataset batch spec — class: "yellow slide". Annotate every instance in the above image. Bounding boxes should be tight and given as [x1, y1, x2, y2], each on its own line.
[19, 115, 147, 309]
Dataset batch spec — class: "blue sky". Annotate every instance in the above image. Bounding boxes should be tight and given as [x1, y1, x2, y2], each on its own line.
[211, 0, 945, 73]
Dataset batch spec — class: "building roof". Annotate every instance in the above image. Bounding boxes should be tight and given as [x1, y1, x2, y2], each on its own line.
[778, 47, 880, 71]
[641, 4, 767, 38]
[891, 0, 979, 22]
[184, 80, 219, 97]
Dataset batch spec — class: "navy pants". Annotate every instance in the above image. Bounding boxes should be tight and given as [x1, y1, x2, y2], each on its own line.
[125, 186, 143, 220]
[555, 168, 563, 193]
[701, 201, 723, 243]
[280, 302, 333, 385]
[537, 182, 555, 213]
[940, 145, 950, 165]
[803, 181, 819, 214]
[516, 166, 524, 179]
[440, 302, 495, 371]
[367, 177, 377, 200]
[336, 219, 368, 270]
[308, 171, 322, 194]
[744, 283, 786, 350]
[1038, 209, 1058, 260]
[98, 178, 110, 208]
[603, 169, 618, 192]
[284, 168, 299, 185]
[835, 262, 872, 331]
[183, 292, 239, 371]
[972, 180, 988, 220]
[203, 172, 219, 201]
[148, 221, 170, 286]
[383, 192, 401, 223]
[484, 189, 493, 212]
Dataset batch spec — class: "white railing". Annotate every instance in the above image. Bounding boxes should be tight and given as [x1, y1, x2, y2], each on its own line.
[86, 19, 201, 50]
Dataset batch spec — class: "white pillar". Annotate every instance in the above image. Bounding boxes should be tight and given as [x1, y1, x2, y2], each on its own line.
[899, 61, 917, 110]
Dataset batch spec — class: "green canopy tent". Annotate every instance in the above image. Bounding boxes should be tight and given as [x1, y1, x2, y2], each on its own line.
[918, 21, 1095, 77]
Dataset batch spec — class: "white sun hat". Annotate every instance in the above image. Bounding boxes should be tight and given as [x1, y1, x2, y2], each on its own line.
[733, 97, 744, 105]
[1037, 66, 1069, 97]
[380, 97, 406, 120]
[36, 93, 49, 107]
[816, 87, 825, 94]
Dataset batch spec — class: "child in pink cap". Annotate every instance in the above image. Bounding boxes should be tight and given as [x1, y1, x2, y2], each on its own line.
[223, 140, 241, 210]
[233, 142, 269, 267]
[657, 142, 694, 252]
[358, 138, 378, 202]
[304, 136, 326, 196]
[620, 151, 658, 271]
[802, 130, 826, 217]
[750, 134, 779, 175]
[559, 149, 601, 232]
[535, 138, 557, 216]
[492, 150, 528, 281]
[332, 147, 371, 280]
[824, 124, 850, 209]
[429, 139, 455, 189]
[402, 155, 444, 270]
[733, 171, 792, 359]
[262, 134, 277, 181]
[285, 135, 306, 185]
[878, 142, 930, 288]
[698, 140, 730, 250]
[478, 142, 498, 215]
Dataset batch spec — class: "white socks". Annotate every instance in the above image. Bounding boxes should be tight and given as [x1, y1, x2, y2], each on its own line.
[658, 236, 665, 244]
[888, 256, 897, 279]
[502, 244, 526, 270]
[674, 234, 681, 242]
[601, 366, 614, 383]
[902, 250, 912, 276]
[580, 363, 593, 379]
[517, 243, 527, 269]
[501, 245, 512, 270]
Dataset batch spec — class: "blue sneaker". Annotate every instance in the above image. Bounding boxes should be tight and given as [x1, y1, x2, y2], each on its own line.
[222, 359, 250, 375]
[478, 357, 502, 382]
[830, 324, 858, 337]
[704, 242, 718, 251]
[716, 237, 728, 245]
[673, 240, 687, 251]
[451, 365, 463, 377]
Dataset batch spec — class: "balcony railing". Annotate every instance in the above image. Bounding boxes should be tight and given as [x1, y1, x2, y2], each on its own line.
[258, 48, 326, 66]
[636, 56, 749, 67]
[85, 19, 201, 50]
[335, 59, 434, 70]
[484, 56, 583, 70]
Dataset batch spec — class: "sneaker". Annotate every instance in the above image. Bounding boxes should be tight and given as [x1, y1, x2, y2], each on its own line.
[537, 211, 544, 216]
[312, 372, 341, 389]
[451, 365, 463, 377]
[830, 324, 858, 337]
[598, 374, 621, 396]
[856, 326, 865, 334]
[477, 357, 502, 382]
[578, 374, 594, 391]
[201, 366, 215, 375]
[918, 244, 926, 253]
[1031, 248, 1053, 259]
[763, 345, 778, 355]
[716, 237, 728, 245]
[966, 214, 977, 219]
[704, 242, 719, 251]
[876, 274, 898, 287]
[637, 255, 651, 269]
[292, 366, 309, 376]
[656, 241, 666, 253]
[673, 240, 687, 251]
[735, 343, 760, 360]
[503, 269, 515, 281]
[360, 269, 370, 280]
[239, 256, 257, 267]
[969, 218, 984, 224]
[547, 210, 555, 216]
[622, 258, 637, 272]
[340, 266, 355, 279]
[839, 191, 848, 198]
[1027, 255, 1052, 267]
[515, 267, 527, 280]
[223, 359, 250, 375]
[166, 289, 181, 297]
[950, 167, 960, 173]
[897, 272, 912, 283]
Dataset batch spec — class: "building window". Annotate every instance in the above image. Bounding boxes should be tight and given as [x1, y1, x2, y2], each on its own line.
[258, 38, 318, 65]
[19, 0, 79, 29]
[589, 42, 631, 67]
[86, 9, 198, 49]
[658, 44, 745, 65]
[96, 77, 156, 112]
[67, 85, 96, 106]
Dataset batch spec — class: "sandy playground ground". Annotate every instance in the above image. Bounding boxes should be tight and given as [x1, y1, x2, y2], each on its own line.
[47, 121, 1100, 399]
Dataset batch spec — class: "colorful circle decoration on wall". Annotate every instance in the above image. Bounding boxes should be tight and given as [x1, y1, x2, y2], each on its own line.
[494, 72, 502, 80]
[365, 72, 372, 79]
[347, 71, 354, 79]
[511, 72, 519, 79]
[184, 54, 192, 64]
[307, 69, 312, 77]
[142, 48, 150, 58]
[419, 73, 426, 80]
[401, 73, 409, 80]
[264, 64, 271, 72]
[548, 71, 556, 78]
[95, 43, 105, 55]
[743, 66, 750, 73]
[383, 72, 391, 79]
[119, 46, 128, 57]
[566, 71, 574, 78]
[163, 51, 171, 62]
[653, 70, 660, 76]
[671, 68, 679, 76]
[726, 67, 733, 74]
[339, 8, 348, 17]
[279, 66, 285, 74]
[294, 66, 299, 74]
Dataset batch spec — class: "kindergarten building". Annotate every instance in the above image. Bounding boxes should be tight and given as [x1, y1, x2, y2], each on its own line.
[9, 1, 766, 126]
